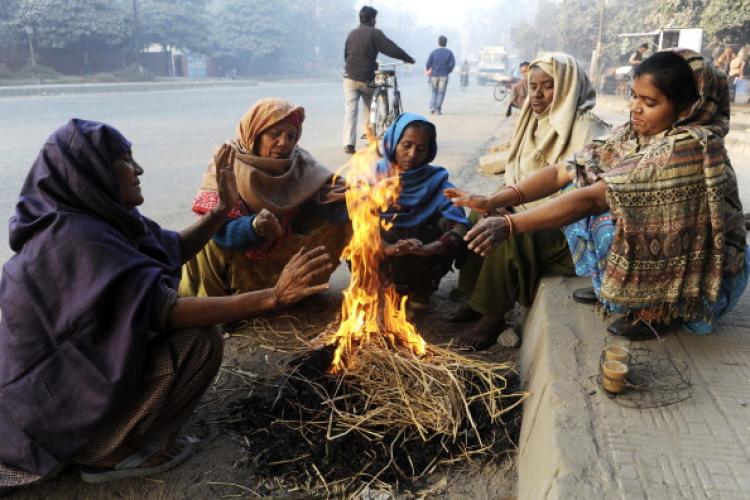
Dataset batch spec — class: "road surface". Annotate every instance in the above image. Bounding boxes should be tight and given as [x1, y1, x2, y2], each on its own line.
[0, 77, 506, 264]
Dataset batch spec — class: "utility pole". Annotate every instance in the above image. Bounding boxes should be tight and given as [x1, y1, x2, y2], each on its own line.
[589, 0, 606, 89]
[132, 0, 140, 58]
[24, 25, 36, 68]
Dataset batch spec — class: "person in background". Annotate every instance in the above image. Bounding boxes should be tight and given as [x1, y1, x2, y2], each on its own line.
[628, 43, 649, 69]
[425, 35, 455, 115]
[715, 45, 736, 74]
[342, 5, 415, 154]
[506, 61, 530, 117]
[460, 59, 470, 90]
[729, 46, 748, 85]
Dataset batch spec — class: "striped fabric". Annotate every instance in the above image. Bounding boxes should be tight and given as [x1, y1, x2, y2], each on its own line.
[565, 50, 746, 322]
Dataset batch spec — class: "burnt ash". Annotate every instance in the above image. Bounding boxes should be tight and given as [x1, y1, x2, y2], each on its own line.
[223, 346, 522, 494]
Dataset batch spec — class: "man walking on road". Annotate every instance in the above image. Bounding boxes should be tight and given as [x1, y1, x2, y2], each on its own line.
[425, 35, 455, 115]
[342, 6, 415, 154]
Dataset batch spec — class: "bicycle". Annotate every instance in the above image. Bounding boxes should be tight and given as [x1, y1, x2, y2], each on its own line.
[493, 76, 515, 102]
[369, 62, 404, 138]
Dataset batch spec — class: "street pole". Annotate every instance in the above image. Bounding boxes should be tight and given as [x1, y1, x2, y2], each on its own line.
[132, 0, 140, 64]
[24, 26, 36, 68]
[590, 0, 606, 89]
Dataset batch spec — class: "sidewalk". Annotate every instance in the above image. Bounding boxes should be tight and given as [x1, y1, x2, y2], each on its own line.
[517, 275, 750, 499]
[0, 79, 258, 98]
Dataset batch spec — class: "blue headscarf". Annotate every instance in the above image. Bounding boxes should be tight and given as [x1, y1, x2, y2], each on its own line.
[376, 113, 469, 228]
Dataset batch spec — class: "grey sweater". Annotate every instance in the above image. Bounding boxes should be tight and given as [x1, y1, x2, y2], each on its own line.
[344, 24, 414, 83]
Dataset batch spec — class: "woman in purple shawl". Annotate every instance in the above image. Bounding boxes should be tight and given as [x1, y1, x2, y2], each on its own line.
[0, 119, 332, 490]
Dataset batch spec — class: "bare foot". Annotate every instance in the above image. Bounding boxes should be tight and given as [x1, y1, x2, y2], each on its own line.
[451, 315, 505, 350]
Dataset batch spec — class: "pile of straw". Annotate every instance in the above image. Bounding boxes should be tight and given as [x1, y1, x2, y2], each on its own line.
[223, 330, 527, 497]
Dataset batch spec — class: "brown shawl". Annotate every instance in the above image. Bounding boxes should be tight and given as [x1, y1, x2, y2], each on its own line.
[193, 98, 337, 217]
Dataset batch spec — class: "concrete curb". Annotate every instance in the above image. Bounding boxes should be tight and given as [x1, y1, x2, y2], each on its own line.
[0, 80, 258, 98]
[517, 276, 617, 499]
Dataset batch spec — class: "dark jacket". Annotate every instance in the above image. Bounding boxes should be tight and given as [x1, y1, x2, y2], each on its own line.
[426, 47, 455, 77]
[344, 24, 415, 83]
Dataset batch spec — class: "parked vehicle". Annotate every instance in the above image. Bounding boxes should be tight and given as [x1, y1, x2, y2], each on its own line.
[600, 27, 703, 95]
[476, 47, 510, 86]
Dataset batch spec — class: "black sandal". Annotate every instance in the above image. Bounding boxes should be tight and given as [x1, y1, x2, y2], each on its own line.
[607, 317, 665, 340]
[572, 287, 597, 304]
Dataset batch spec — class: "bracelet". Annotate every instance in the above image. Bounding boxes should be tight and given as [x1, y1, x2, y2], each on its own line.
[251, 216, 265, 238]
[503, 214, 515, 239]
[505, 184, 524, 206]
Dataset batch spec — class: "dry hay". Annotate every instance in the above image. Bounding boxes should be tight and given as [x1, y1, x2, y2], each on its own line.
[220, 331, 528, 498]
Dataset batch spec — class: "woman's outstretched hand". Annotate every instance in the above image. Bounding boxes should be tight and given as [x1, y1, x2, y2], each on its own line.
[444, 188, 492, 213]
[213, 144, 238, 217]
[464, 216, 510, 256]
[383, 238, 423, 257]
[273, 246, 334, 307]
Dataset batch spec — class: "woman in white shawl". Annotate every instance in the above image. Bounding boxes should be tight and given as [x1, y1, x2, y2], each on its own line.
[447, 53, 610, 349]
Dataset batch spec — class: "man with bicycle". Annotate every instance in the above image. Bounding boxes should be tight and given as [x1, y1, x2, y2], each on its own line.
[342, 6, 415, 154]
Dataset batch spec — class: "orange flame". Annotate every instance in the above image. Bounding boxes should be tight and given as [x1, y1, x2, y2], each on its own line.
[328, 141, 427, 373]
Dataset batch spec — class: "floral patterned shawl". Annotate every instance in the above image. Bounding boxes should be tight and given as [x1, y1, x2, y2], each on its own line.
[566, 49, 746, 322]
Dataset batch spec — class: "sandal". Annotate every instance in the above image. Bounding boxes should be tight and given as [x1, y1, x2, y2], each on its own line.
[80, 442, 193, 483]
[451, 315, 505, 351]
[572, 287, 597, 304]
[607, 317, 665, 341]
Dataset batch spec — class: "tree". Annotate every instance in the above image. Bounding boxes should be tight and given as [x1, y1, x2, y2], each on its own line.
[701, 0, 750, 41]
[0, 0, 24, 66]
[210, 0, 295, 73]
[510, 0, 599, 62]
[138, 0, 210, 53]
[14, 0, 128, 49]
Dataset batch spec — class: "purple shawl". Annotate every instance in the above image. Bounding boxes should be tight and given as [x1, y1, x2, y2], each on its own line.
[0, 119, 182, 477]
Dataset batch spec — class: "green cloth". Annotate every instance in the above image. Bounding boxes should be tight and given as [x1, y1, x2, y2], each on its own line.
[458, 222, 574, 317]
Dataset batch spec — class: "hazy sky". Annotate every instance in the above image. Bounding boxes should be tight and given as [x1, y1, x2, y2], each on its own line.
[372, 0, 504, 27]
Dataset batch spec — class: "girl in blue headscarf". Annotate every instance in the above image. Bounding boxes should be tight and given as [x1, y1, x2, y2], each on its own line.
[377, 113, 470, 308]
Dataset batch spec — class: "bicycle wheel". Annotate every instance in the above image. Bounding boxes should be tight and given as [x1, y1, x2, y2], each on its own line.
[494, 83, 508, 102]
[392, 90, 403, 118]
[369, 89, 390, 138]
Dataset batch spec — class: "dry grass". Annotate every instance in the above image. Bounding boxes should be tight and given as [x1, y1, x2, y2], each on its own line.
[220, 320, 528, 498]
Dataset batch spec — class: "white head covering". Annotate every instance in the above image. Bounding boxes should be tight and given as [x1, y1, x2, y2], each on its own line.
[504, 53, 608, 209]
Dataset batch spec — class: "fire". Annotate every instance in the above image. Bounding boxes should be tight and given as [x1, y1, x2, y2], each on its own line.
[328, 141, 427, 373]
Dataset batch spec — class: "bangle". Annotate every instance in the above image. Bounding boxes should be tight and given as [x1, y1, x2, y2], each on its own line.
[505, 184, 524, 206]
[503, 214, 515, 239]
[251, 216, 265, 238]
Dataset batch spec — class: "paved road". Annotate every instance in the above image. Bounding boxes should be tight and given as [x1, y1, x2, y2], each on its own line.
[0, 77, 503, 263]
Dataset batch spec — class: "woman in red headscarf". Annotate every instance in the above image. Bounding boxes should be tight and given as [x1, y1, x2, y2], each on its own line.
[181, 98, 351, 297]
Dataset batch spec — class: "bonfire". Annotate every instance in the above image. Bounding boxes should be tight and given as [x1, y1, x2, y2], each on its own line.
[222, 141, 527, 498]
